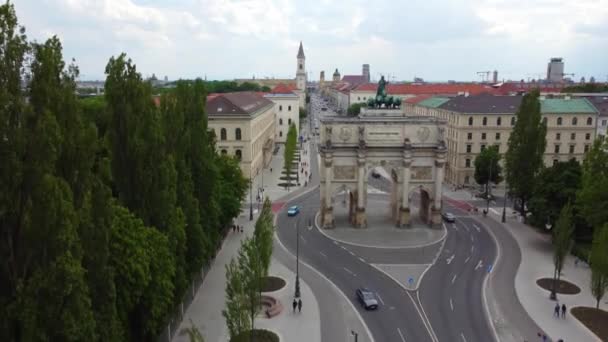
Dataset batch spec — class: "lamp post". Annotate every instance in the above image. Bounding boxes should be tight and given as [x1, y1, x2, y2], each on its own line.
[486, 156, 493, 214]
[294, 216, 301, 298]
[351, 330, 358, 342]
[501, 181, 508, 223]
[249, 172, 253, 221]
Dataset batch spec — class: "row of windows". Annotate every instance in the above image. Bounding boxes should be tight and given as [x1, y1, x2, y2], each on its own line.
[554, 132, 592, 141]
[220, 149, 242, 160]
[278, 118, 293, 125]
[219, 128, 242, 141]
[279, 105, 292, 111]
[467, 116, 594, 127]
[553, 144, 591, 154]
[467, 132, 502, 140]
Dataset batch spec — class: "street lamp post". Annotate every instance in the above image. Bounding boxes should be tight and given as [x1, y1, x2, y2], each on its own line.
[486, 157, 493, 214]
[295, 216, 301, 298]
[351, 331, 358, 342]
[249, 172, 253, 221]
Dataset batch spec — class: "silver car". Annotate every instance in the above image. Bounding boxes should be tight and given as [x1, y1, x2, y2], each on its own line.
[356, 288, 379, 310]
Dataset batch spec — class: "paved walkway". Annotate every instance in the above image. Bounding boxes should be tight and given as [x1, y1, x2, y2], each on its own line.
[446, 187, 607, 342]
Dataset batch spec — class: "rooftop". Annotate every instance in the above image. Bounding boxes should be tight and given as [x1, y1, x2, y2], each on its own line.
[540, 98, 598, 114]
[353, 83, 497, 96]
[417, 97, 451, 108]
[270, 83, 298, 94]
[206, 91, 273, 116]
[341, 75, 367, 85]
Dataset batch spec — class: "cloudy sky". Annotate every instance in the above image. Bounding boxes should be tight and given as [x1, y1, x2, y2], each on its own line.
[13, 0, 608, 82]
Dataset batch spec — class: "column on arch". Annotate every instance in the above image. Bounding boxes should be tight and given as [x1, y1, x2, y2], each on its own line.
[354, 153, 367, 228]
[398, 152, 412, 227]
[322, 153, 334, 228]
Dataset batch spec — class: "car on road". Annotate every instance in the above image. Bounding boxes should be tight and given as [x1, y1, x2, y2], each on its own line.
[356, 288, 379, 310]
[371, 170, 381, 178]
[287, 205, 300, 217]
[442, 212, 456, 222]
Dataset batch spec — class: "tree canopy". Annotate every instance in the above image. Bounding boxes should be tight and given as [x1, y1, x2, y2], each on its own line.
[473, 145, 502, 194]
[577, 137, 608, 233]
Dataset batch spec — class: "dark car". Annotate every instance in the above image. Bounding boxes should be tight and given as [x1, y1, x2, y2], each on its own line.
[442, 212, 456, 223]
[371, 170, 381, 178]
[356, 288, 379, 310]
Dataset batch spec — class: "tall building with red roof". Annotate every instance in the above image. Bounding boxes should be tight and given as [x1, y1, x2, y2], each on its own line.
[265, 83, 300, 143]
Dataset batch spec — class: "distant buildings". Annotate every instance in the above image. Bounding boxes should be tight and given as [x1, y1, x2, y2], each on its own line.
[547, 57, 565, 82]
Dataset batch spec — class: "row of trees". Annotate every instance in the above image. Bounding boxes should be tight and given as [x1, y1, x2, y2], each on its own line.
[223, 199, 274, 339]
[155, 80, 271, 94]
[0, 3, 248, 340]
[283, 123, 298, 190]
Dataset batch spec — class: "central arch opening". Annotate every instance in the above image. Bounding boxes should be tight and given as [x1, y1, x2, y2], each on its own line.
[408, 187, 432, 226]
[365, 166, 399, 227]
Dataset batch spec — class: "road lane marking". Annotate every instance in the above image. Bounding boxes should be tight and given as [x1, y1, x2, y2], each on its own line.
[358, 257, 366, 263]
[415, 291, 439, 342]
[475, 260, 483, 270]
[397, 328, 406, 342]
[472, 224, 481, 232]
[300, 236, 307, 244]
[450, 298, 454, 311]
[452, 223, 458, 231]
[349, 250, 355, 256]
[451, 274, 457, 284]
[343, 267, 356, 277]
[461, 332, 467, 342]
[332, 240, 338, 245]
[470, 235, 474, 242]
[464, 256, 470, 264]
[463, 224, 470, 232]
[319, 252, 327, 258]
[376, 293, 385, 305]
[341, 245, 347, 250]
[446, 254, 455, 265]
[470, 245, 474, 253]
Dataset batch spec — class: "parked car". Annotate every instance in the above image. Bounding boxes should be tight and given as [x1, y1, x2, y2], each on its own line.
[287, 205, 300, 217]
[442, 212, 456, 223]
[356, 288, 379, 310]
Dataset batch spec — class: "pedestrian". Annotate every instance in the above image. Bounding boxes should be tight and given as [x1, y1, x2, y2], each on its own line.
[561, 304, 566, 319]
[292, 298, 297, 313]
[554, 303, 560, 317]
[240, 225, 244, 233]
[270, 167, 273, 173]
[297, 298, 302, 313]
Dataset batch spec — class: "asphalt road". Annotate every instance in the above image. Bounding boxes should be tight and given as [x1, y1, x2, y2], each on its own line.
[277, 92, 497, 342]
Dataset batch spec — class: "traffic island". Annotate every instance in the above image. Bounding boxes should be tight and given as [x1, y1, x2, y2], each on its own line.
[230, 329, 279, 342]
[571, 307, 608, 341]
[261, 276, 287, 292]
[535, 278, 581, 295]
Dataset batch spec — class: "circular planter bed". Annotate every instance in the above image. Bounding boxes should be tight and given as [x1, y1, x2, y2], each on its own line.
[261, 276, 286, 292]
[277, 182, 299, 188]
[230, 329, 279, 342]
[571, 307, 608, 341]
[536, 278, 581, 295]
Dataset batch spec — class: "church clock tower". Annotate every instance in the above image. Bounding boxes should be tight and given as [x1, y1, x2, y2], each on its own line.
[296, 41, 306, 90]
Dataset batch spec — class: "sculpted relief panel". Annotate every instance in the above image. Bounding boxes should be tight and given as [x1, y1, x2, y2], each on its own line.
[410, 166, 433, 180]
[333, 165, 356, 180]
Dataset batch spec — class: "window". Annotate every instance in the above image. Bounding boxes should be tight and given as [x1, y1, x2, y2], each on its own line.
[557, 117, 562, 126]
[466, 144, 472, 153]
[279, 131, 283, 137]
[511, 117, 516, 126]
[358, 97, 360, 100]
[235, 128, 241, 141]
[481, 132, 486, 140]
[542, 117, 547, 125]
[553, 159, 559, 166]
[554, 145, 560, 154]
[482, 117, 487, 126]
[279, 118, 283, 125]
[587, 117, 593, 125]
[465, 159, 471, 167]
[299, 63, 303, 70]
[288, 118, 292, 125]
[480, 144, 486, 151]
[602, 119, 607, 126]
[495, 132, 501, 140]
[221, 149, 227, 155]
[497, 117, 502, 126]
[571, 133, 575, 140]
[235, 149, 242, 160]
[467, 132, 472, 140]
[468, 117, 473, 126]
[569, 145, 575, 154]
[220, 128, 227, 141]
[556, 133, 561, 140]
[288, 105, 292, 111]
[572, 117, 578, 125]
[584, 144, 590, 152]
[279, 105, 283, 111]
[585, 133, 591, 140]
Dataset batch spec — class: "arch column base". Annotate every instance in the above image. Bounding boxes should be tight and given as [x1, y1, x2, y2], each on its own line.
[354, 207, 367, 228]
[396, 207, 411, 228]
[322, 206, 334, 229]
[430, 208, 442, 228]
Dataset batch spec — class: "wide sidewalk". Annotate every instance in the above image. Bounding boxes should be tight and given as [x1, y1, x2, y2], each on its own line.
[172, 132, 320, 342]
[445, 186, 607, 342]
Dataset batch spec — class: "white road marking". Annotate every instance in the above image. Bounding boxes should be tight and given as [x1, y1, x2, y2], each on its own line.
[464, 256, 470, 264]
[319, 252, 327, 258]
[450, 298, 454, 311]
[343, 267, 356, 277]
[300, 236, 307, 243]
[358, 257, 366, 263]
[470, 235, 474, 242]
[341, 245, 347, 250]
[376, 293, 385, 305]
[470, 245, 474, 253]
[461, 332, 468, 342]
[446, 254, 455, 265]
[473, 224, 481, 233]
[397, 328, 407, 342]
[475, 260, 483, 270]
[451, 274, 457, 284]
[490, 208, 500, 215]
[332, 240, 338, 245]
[452, 223, 458, 231]
[349, 250, 355, 256]
[463, 225, 470, 232]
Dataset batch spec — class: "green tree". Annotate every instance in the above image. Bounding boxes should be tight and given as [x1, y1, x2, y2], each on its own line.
[238, 238, 264, 334]
[216, 155, 248, 229]
[222, 258, 250, 338]
[347, 103, 363, 116]
[254, 198, 274, 276]
[473, 145, 502, 197]
[589, 226, 608, 309]
[528, 159, 581, 228]
[505, 89, 547, 221]
[283, 123, 298, 191]
[299, 107, 307, 119]
[577, 137, 608, 232]
[550, 203, 575, 300]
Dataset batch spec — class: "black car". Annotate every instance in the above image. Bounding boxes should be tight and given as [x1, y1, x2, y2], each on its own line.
[442, 212, 456, 223]
[356, 288, 379, 310]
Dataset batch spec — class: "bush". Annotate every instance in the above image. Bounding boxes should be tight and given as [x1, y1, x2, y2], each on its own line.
[230, 329, 279, 342]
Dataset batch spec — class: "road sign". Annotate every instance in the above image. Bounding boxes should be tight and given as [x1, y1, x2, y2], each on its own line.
[408, 277, 414, 286]
[487, 264, 493, 273]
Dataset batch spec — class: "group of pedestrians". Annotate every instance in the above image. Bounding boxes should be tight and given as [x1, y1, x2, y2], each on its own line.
[231, 224, 243, 233]
[553, 303, 567, 319]
[292, 298, 303, 314]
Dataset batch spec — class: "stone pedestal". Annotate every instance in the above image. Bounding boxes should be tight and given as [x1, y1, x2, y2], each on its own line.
[397, 207, 411, 228]
[354, 207, 367, 228]
[322, 206, 334, 229]
[430, 208, 442, 228]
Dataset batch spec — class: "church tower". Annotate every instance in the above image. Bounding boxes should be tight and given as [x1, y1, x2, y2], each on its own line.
[296, 41, 306, 90]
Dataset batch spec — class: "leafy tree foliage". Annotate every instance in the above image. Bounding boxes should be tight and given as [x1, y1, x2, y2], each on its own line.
[222, 258, 250, 338]
[562, 83, 608, 93]
[505, 89, 547, 220]
[255, 198, 274, 276]
[590, 225, 608, 309]
[528, 159, 581, 228]
[283, 123, 298, 190]
[577, 137, 608, 232]
[473, 145, 502, 196]
[550, 203, 574, 300]
[347, 103, 363, 116]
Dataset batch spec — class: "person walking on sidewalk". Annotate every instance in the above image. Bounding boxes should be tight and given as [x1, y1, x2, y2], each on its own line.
[297, 299, 302, 313]
[561, 304, 567, 319]
[554, 303, 560, 317]
[292, 298, 297, 313]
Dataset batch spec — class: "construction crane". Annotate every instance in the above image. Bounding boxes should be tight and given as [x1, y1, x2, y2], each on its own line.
[477, 71, 491, 82]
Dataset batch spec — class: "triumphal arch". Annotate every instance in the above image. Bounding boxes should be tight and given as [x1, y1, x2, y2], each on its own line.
[319, 79, 447, 228]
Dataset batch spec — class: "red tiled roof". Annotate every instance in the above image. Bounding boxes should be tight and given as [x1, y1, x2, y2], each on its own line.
[342, 75, 367, 85]
[492, 82, 568, 95]
[353, 83, 498, 96]
[271, 83, 298, 94]
[404, 94, 434, 104]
